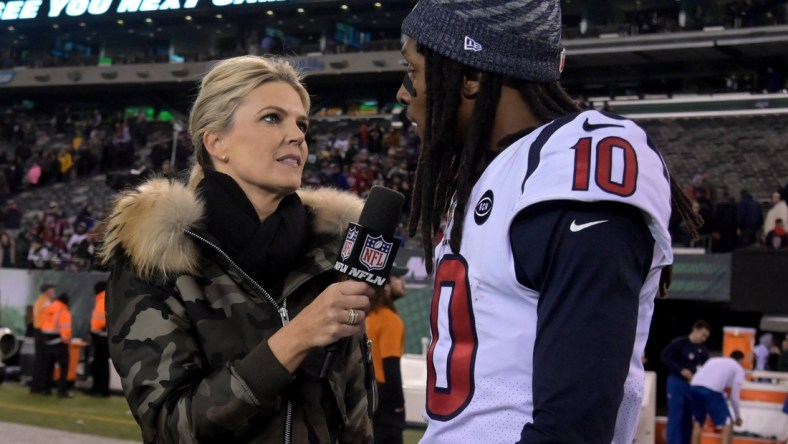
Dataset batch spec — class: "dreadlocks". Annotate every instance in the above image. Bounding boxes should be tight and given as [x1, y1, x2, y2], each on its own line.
[409, 45, 702, 280]
[410, 45, 578, 273]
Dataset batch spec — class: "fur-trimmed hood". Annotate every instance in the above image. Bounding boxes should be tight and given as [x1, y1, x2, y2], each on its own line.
[99, 174, 363, 281]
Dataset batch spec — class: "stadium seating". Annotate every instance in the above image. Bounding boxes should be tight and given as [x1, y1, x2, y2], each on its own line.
[641, 114, 788, 200]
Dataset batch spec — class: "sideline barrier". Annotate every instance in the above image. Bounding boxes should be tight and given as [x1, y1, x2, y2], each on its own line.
[401, 353, 427, 426]
[635, 371, 657, 444]
[739, 382, 788, 441]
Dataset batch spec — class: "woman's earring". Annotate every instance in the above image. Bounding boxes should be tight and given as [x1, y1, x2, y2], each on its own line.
[222, 155, 229, 163]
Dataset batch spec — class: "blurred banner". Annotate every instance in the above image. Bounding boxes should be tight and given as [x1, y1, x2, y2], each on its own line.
[668, 253, 731, 302]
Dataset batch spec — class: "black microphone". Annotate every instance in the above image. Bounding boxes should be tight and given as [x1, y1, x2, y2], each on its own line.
[320, 185, 405, 379]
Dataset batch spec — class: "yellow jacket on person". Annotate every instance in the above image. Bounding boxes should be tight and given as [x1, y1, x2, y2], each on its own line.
[59, 152, 73, 174]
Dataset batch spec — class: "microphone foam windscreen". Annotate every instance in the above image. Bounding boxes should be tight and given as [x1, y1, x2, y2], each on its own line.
[358, 186, 405, 237]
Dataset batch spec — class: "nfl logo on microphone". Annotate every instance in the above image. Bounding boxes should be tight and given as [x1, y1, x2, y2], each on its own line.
[360, 235, 391, 271]
[341, 226, 359, 261]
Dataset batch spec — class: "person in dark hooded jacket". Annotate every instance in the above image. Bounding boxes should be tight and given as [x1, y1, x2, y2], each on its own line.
[736, 189, 763, 248]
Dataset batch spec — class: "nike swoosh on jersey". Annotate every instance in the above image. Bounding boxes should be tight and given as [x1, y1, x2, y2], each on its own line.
[569, 219, 608, 232]
[582, 118, 625, 132]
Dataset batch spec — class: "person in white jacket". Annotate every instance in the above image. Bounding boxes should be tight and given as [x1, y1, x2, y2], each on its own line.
[690, 350, 746, 444]
[762, 192, 788, 241]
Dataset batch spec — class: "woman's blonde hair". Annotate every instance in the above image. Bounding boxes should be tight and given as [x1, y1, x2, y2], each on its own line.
[189, 56, 310, 173]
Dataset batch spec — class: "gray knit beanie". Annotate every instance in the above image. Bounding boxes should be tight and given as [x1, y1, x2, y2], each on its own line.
[402, 0, 564, 82]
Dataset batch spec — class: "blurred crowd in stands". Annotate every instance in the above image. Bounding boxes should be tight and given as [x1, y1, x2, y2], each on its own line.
[620, 0, 786, 35]
[670, 169, 788, 253]
[3, 99, 788, 273]
[1, 0, 785, 70]
[0, 200, 100, 272]
[0, 107, 420, 272]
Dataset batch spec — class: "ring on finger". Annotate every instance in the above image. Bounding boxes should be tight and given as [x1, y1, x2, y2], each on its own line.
[346, 308, 359, 325]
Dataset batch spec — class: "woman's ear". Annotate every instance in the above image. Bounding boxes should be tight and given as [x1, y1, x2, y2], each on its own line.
[203, 131, 223, 159]
[461, 69, 481, 99]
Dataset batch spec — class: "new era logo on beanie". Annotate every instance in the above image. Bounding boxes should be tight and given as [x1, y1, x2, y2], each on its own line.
[402, 0, 564, 83]
[464, 36, 483, 52]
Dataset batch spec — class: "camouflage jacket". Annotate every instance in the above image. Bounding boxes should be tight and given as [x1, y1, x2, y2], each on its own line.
[100, 176, 375, 443]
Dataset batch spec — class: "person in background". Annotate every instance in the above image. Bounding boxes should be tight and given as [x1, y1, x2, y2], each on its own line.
[25, 157, 42, 188]
[26, 236, 49, 269]
[0, 231, 14, 268]
[754, 333, 774, 371]
[661, 320, 711, 444]
[57, 145, 74, 181]
[160, 160, 176, 179]
[778, 336, 788, 372]
[767, 336, 783, 371]
[67, 222, 90, 254]
[736, 189, 763, 248]
[762, 192, 788, 243]
[712, 186, 738, 253]
[366, 263, 409, 444]
[764, 219, 788, 250]
[24, 304, 35, 337]
[2, 199, 22, 238]
[30, 283, 55, 394]
[40, 292, 72, 398]
[13, 225, 33, 268]
[99, 55, 375, 443]
[690, 350, 746, 444]
[89, 281, 110, 397]
[74, 204, 96, 231]
[395, 0, 701, 442]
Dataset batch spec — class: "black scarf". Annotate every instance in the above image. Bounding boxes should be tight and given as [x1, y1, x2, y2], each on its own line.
[198, 170, 307, 298]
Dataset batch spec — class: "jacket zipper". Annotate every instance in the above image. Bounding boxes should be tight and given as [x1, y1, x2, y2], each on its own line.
[184, 230, 293, 444]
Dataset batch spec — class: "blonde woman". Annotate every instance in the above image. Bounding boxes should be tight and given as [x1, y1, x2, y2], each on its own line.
[101, 56, 375, 443]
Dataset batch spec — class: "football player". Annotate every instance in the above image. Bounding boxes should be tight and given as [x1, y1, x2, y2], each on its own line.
[396, 1, 702, 442]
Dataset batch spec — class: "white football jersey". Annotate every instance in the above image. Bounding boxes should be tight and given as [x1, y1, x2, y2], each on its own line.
[420, 110, 672, 444]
